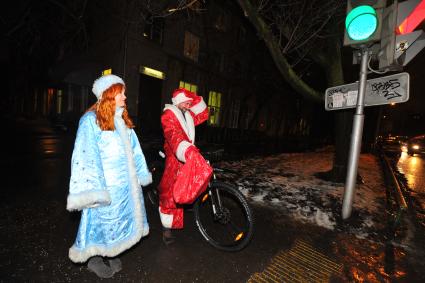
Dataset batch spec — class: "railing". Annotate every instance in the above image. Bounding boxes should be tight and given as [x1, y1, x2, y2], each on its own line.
[379, 151, 408, 227]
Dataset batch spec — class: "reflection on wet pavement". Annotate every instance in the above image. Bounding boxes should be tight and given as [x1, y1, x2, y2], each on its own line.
[335, 235, 408, 282]
[397, 153, 425, 194]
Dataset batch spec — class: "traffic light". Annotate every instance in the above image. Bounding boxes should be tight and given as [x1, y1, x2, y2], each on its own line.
[378, 0, 425, 70]
[344, 0, 387, 46]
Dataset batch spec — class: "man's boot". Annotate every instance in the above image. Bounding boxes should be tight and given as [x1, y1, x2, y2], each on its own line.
[87, 256, 114, 278]
[162, 227, 175, 245]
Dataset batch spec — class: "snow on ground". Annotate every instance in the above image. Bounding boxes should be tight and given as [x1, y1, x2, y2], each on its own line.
[216, 147, 387, 241]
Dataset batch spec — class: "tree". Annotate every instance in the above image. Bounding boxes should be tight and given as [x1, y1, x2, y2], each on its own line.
[235, 0, 355, 182]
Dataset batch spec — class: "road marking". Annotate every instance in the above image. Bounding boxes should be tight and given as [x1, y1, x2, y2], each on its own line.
[248, 240, 342, 283]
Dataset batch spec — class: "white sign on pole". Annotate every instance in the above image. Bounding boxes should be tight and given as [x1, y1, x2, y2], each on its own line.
[325, 72, 410, 110]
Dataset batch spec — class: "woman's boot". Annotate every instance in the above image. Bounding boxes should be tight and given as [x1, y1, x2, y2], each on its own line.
[87, 256, 114, 278]
[108, 258, 122, 274]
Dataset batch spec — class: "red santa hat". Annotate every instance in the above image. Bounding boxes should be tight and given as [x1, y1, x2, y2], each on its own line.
[171, 88, 194, 105]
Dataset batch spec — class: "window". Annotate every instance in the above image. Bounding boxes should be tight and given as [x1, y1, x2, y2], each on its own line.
[179, 81, 198, 93]
[243, 108, 253, 129]
[229, 99, 240, 129]
[102, 69, 112, 76]
[47, 88, 54, 115]
[81, 86, 89, 112]
[184, 31, 200, 62]
[143, 16, 164, 44]
[207, 91, 222, 126]
[214, 11, 228, 31]
[56, 90, 63, 114]
[67, 84, 73, 111]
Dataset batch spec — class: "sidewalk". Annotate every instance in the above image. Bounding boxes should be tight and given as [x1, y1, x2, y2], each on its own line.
[215, 147, 425, 282]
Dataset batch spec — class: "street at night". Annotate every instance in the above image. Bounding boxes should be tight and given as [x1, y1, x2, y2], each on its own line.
[2, 0, 425, 282]
[1, 117, 425, 282]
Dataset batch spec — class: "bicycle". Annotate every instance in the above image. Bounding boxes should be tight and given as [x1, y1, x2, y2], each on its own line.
[145, 151, 254, 252]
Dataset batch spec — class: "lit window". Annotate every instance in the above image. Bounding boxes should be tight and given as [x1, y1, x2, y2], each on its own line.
[179, 81, 198, 93]
[207, 91, 222, 126]
[102, 69, 112, 76]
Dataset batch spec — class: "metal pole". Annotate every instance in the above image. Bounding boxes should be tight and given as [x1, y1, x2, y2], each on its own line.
[342, 48, 370, 220]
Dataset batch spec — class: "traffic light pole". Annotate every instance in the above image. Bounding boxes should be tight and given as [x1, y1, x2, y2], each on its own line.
[342, 48, 370, 220]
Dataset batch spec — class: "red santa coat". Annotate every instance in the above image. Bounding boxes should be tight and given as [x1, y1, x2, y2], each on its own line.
[158, 96, 212, 229]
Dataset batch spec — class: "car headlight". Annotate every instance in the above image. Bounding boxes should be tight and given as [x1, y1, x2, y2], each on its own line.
[412, 144, 420, 150]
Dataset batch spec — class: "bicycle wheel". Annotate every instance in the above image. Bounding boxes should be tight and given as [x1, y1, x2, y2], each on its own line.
[194, 181, 254, 251]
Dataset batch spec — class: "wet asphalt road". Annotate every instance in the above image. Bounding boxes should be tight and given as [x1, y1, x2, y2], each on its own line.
[397, 152, 425, 195]
[0, 118, 297, 282]
[1, 118, 425, 282]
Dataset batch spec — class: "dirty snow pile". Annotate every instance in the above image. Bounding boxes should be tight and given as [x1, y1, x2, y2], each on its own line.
[216, 147, 387, 240]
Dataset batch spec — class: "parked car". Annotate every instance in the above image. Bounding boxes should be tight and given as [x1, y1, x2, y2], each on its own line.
[405, 134, 425, 156]
[377, 135, 407, 153]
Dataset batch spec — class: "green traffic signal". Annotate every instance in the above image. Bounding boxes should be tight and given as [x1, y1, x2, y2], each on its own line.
[345, 5, 378, 41]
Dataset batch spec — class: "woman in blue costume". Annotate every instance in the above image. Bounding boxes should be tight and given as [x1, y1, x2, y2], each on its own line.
[66, 74, 152, 278]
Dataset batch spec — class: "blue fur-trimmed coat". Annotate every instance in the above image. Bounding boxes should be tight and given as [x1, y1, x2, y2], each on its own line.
[66, 109, 152, 263]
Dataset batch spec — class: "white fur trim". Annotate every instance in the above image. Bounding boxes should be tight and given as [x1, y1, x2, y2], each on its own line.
[159, 207, 174, 228]
[66, 190, 111, 211]
[185, 111, 195, 143]
[190, 98, 207, 115]
[172, 91, 193, 105]
[138, 172, 153, 186]
[163, 104, 195, 143]
[92, 74, 124, 100]
[69, 225, 149, 263]
[176, 140, 192, 162]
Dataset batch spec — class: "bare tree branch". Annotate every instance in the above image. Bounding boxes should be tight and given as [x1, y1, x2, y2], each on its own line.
[236, 0, 323, 102]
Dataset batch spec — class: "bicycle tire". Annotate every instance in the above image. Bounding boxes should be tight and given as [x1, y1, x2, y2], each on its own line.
[145, 160, 164, 206]
[194, 181, 254, 252]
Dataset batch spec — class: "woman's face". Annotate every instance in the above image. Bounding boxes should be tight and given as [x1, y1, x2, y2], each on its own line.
[115, 89, 126, 107]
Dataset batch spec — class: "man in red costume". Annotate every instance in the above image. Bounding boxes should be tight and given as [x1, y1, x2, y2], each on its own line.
[158, 88, 212, 244]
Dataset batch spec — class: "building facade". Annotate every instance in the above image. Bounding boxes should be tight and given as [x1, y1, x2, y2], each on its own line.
[37, 0, 323, 152]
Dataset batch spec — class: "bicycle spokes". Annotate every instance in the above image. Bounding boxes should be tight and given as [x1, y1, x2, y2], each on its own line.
[194, 182, 254, 251]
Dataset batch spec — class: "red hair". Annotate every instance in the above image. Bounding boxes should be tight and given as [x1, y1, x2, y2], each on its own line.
[86, 83, 135, 131]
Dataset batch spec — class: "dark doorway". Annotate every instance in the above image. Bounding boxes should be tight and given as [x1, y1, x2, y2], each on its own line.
[138, 74, 163, 135]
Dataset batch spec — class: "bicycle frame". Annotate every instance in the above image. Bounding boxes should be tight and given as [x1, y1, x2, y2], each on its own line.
[205, 168, 227, 218]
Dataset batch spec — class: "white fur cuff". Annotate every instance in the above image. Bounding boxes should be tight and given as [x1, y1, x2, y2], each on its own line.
[190, 98, 207, 115]
[159, 207, 174, 228]
[138, 172, 153, 187]
[66, 190, 111, 211]
[176, 140, 192, 162]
